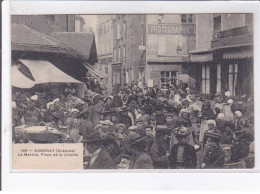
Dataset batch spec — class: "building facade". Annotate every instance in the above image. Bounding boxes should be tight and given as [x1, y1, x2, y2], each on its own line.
[111, 15, 146, 88]
[190, 13, 253, 97]
[145, 14, 196, 89]
[97, 15, 114, 92]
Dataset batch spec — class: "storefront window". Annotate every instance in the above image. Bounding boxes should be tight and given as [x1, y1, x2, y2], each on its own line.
[160, 71, 177, 89]
[229, 64, 238, 96]
[202, 64, 210, 94]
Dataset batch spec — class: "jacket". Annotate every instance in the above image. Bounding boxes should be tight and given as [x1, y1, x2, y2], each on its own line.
[85, 148, 116, 169]
[150, 138, 169, 169]
[169, 143, 197, 169]
[202, 143, 225, 168]
[130, 151, 154, 169]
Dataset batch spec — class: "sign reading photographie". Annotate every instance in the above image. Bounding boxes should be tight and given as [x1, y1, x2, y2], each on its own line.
[148, 24, 195, 35]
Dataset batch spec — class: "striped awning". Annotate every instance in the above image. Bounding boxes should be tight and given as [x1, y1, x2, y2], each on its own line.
[190, 53, 213, 62]
[223, 48, 253, 59]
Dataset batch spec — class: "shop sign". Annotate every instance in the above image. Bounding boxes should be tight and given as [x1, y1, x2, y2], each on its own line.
[148, 24, 195, 35]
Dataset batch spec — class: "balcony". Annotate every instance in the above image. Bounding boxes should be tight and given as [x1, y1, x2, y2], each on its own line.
[211, 25, 253, 49]
[212, 25, 253, 40]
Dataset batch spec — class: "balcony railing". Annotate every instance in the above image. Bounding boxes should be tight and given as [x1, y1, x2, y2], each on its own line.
[212, 25, 253, 40]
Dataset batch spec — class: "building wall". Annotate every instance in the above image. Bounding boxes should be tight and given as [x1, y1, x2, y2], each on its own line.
[196, 14, 213, 49]
[146, 14, 196, 89]
[97, 15, 113, 57]
[220, 14, 246, 31]
[97, 15, 114, 93]
[54, 15, 75, 32]
[111, 15, 146, 87]
[11, 15, 75, 35]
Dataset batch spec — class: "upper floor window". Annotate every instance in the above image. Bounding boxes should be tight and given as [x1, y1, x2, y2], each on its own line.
[116, 24, 121, 39]
[181, 14, 193, 23]
[214, 15, 221, 31]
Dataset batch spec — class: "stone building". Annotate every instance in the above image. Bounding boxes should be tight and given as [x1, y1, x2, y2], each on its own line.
[190, 13, 253, 97]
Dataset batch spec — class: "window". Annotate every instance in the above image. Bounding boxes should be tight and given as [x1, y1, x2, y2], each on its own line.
[181, 14, 193, 23]
[103, 23, 105, 34]
[116, 24, 121, 39]
[123, 21, 126, 34]
[160, 71, 177, 89]
[107, 21, 110, 32]
[229, 64, 238, 96]
[123, 45, 126, 61]
[118, 46, 121, 61]
[214, 16, 221, 31]
[202, 64, 210, 94]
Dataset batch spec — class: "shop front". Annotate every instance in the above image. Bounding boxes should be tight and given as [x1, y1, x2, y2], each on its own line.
[211, 24, 253, 97]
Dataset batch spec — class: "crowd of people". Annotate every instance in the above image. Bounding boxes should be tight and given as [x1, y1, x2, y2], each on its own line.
[12, 81, 255, 169]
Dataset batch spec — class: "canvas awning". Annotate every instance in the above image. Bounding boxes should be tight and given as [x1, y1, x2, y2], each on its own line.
[190, 53, 213, 62]
[19, 59, 82, 84]
[11, 65, 36, 88]
[223, 47, 253, 59]
[83, 63, 108, 79]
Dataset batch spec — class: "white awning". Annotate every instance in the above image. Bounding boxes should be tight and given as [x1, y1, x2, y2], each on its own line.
[11, 65, 36, 88]
[19, 59, 82, 84]
[190, 53, 213, 62]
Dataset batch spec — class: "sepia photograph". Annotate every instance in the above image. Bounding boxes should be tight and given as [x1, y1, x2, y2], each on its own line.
[11, 13, 254, 170]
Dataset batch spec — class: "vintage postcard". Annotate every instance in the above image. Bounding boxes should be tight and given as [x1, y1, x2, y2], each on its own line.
[2, 0, 260, 191]
[10, 12, 255, 171]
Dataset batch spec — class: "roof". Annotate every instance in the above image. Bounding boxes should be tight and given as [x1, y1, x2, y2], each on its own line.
[54, 32, 98, 64]
[11, 24, 86, 60]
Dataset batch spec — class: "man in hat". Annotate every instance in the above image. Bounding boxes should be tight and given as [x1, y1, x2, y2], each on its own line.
[84, 131, 116, 169]
[143, 125, 155, 153]
[169, 127, 197, 169]
[201, 131, 224, 169]
[216, 113, 230, 143]
[104, 97, 116, 112]
[199, 101, 215, 142]
[118, 107, 132, 128]
[150, 125, 171, 169]
[128, 132, 154, 169]
[155, 105, 166, 125]
[135, 117, 145, 136]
